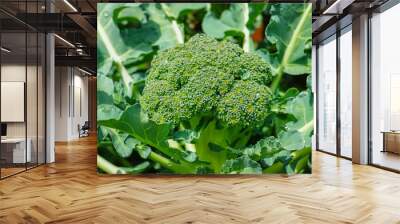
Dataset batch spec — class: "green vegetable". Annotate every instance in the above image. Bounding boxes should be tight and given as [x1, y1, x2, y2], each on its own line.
[140, 34, 273, 171]
[97, 3, 313, 175]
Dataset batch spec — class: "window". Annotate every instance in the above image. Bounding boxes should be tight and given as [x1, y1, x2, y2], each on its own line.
[370, 3, 400, 171]
[317, 35, 337, 154]
[0, 1, 47, 179]
[339, 26, 352, 158]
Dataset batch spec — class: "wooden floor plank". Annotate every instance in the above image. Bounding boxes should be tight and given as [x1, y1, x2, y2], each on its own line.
[0, 136, 400, 224]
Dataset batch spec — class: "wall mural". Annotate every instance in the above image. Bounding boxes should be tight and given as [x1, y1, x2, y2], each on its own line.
[97, 3, 313, 174]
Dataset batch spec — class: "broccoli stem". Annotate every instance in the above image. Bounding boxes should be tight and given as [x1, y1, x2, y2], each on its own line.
[299, 120, 313, 134]
[241, 4, 250, 53]
[97, 155, 150, 174]
[148, 150, 197, 173]
[160, 3, 184, 44]
[97, 155, 127, 174]
[98, 141, 132, 167]
[271, 66, 284, 93]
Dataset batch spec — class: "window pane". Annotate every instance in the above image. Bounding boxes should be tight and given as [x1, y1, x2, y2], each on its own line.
[1, 30, 27, 177]
[27, 30, 38, 169]
[371, 4, 400, 171]
[340, 27, 352, 158]
[318, 36, 337, 154]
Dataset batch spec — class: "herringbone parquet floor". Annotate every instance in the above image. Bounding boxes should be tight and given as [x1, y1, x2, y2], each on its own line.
[1, 136, 400, 224]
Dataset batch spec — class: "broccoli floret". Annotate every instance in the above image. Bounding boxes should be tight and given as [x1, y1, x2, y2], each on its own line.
[140, 34, 273, 172]
[141, 34, 273, 128]
[217, 81, 271, 127]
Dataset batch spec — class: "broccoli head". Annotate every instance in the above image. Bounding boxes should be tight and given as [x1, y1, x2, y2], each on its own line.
[140, 34, 273, 128]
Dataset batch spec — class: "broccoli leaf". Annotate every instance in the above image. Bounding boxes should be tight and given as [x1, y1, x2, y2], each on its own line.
[278, 90, 313, 151]
[98, 104, 123, 121]
[221, 155, 262, 174]
[194, 121, 229, 172]
[98, 3, 160, 98]
[173, 130, 200, 143]
[97, 76, 114, 105]
[286, 90, 313, 135]
[98, 4, 159, 64]
[202, 4, 251, 51]
[160, 3, 208, 19]
[146, 4, 184, 50]
[247, 3, 268, 31]
[99, 104, 174, 157]
[108, 128, 134, 158]
[99, 104, 207, 173]
[136, 144, 152, 159]
[263, 3, 312, 76]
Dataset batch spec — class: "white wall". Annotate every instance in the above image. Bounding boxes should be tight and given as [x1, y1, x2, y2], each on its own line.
[1, 63, 46, 164]
[55, 66, 70, 141]
[1, 65, 29, 138]
[54, 67, 89, 141]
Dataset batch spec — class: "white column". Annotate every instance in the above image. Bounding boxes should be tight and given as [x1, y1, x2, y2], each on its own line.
[46, 32, 55, 163]
[352, 14, 369, 164]
[312, 45, 317, 150]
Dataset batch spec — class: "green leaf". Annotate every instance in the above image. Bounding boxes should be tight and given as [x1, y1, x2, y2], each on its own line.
[98, 104, 122, 121]
[208, 142, 225, 152]
[279, 130, 304, 151]
[99, 104, 173, 157]
[263, 3, 312, 92]
[97, 76, 114, 105]
[291, 147, 311, 161]
[98, 3, 160, 98]
[285, 163, 295, 175]
[285, 90, 314, 140]
[221, 155, 262, 174]
[265, 3, 312, 75]
[183, 152, 197, 163]
[114, 6, 145, 28]
[98, 104, 207, 173]
[261, 149, 291, 168]
[306, 74, 312, 89]
[98, 127, 111, 141]
[278, 90, 313, 151]
[202, 4, 251, 51]
[194, 121, 231, 172]
[295, 155, 309, 173]
[97, 75, 114, 95]
[121, 161, 151, 174]
[243, 136, 282, 161]
[263, 162, 284, 173]
[160, 3, 208, 19]
[109, 128, 133, 158]
[145, 4, 184, 50]
[97, 91, 114, 106]
[136, 144, 151, 159]
[247, 3, 267, 31]
[173, 130, 199, 143]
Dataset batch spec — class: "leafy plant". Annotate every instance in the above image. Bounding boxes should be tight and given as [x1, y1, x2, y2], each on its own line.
[97, 3, 313, 175]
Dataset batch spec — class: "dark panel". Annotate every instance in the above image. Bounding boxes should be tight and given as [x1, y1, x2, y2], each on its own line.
[55, 56, 96, 71]
[14, 13, 82, 32]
